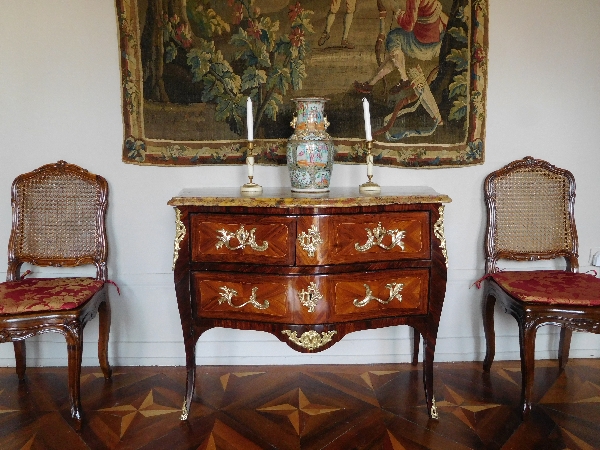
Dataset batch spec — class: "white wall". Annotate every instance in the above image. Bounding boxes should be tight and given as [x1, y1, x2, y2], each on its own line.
[1, 0, 599, 367]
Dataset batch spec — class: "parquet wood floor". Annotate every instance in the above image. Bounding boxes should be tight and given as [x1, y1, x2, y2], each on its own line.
[0, 360, 599, 449]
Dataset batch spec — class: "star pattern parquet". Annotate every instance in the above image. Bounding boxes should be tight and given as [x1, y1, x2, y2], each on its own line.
[0, 360, 599, 449]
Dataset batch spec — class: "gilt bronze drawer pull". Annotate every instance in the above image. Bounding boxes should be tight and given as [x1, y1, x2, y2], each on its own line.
[218, 286, 270, 310]
[355, 222, 405, 252]
[298, 225, 323, 257]
[215, 225, 269, 251]
[298, 282, 323, 313]
[353, 282, 404, 308]
[282, 330, 337, 350]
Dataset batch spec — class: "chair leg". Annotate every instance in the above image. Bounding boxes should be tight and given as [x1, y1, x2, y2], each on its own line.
[482, 293, 496, 372]
[518, 320, 537, 420]
[66, 323, 84, 430]
[98, 297, 112, 380]
[558, 327, 572, 371]
[13, 341, 26, 381]
[411, 327, 420, 366]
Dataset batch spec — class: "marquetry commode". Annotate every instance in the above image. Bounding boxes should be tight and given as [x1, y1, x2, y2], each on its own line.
[168, 187, 451, 420]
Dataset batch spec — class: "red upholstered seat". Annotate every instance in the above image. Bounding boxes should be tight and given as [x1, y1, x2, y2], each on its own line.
[0, 278, 105, 315]
[490, 271, 600, 306]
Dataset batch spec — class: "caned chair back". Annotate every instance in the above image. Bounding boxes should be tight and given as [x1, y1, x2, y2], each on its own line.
[483, 156, 578, 273]
[7, 161, 108, 281]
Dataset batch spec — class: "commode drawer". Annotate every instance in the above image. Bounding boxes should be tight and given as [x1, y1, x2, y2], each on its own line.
[194, 272, 332, 324]
[296, 212, 430, 265]
[191, 214, 295, 265]
[330, 269, 429, 321]
[194, 272, 291, 322]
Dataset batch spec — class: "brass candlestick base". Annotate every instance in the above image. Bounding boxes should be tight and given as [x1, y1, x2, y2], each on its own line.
[359, 178, 381, 193]
[241, 142, 262, 195]
[241, 179, 263, 194]
[359, 141, 380, 194]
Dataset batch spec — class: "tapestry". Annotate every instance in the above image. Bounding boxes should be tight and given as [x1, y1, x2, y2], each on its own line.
[115, 0, 487, 167]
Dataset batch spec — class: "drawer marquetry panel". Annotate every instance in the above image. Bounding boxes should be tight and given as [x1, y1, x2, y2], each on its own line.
[296, 212, 430, 265]
[191, 214, 295, 265]
[289, 275, 329, 324]
[331, 269, 429, 321]
[194, 273, 332, 324]
[194, 273, 290, 322]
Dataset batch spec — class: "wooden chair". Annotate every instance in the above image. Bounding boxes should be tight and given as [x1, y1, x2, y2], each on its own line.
[0, 161, 112, 429]
[480, 156, 600, 419]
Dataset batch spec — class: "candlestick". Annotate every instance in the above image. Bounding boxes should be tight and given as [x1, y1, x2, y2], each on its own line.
[247, 97, 253, 141]
[247, 155, 254, 178]
[362, 98, 372, 142]
[359, 140, 380, 194]
[241, 141, 262, 195]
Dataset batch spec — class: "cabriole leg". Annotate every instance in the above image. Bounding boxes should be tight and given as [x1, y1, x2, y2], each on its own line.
[411, 327, 420, 366]
[558, 327, 572, 371]
[66, 323, 84, 430]
[519, 321, 537, 420]
[181, 337, 197, 421]
[98, 297, 112, 380]
[13, 340, 26, 381]
[482, 292, 496, 372]
[422, 336, 438, 419]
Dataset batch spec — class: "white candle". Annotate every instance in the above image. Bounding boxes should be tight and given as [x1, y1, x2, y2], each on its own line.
[367, 154, 373, 177]
[247, 155, 254, 178]
[247, 97, 253, 141]
[362, 98, 372, 141]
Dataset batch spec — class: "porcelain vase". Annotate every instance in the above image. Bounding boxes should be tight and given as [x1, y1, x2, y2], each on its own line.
[286, 98, 335, 192]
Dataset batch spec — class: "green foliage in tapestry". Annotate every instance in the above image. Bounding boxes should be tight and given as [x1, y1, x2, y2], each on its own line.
[149, 0, 313, 137]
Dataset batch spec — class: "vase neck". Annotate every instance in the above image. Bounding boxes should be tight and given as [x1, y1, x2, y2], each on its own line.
[294, 99, 327, 126]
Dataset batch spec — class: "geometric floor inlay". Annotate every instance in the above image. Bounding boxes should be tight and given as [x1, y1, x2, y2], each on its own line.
[1, 360, 600, 449]
[257, 388, 342, 434]
[97, 390, 180, 438]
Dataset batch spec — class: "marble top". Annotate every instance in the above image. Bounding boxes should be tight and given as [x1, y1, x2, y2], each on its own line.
[168, 186, 451, 208]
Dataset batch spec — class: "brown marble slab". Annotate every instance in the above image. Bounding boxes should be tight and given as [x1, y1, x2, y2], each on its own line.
[168, 186, 451, 208]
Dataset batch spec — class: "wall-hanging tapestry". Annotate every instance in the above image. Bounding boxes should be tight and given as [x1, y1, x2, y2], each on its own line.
[116, 0, 487, 167]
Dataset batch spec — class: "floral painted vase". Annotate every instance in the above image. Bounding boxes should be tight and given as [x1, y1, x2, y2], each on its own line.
[287, 98, 335, 192]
